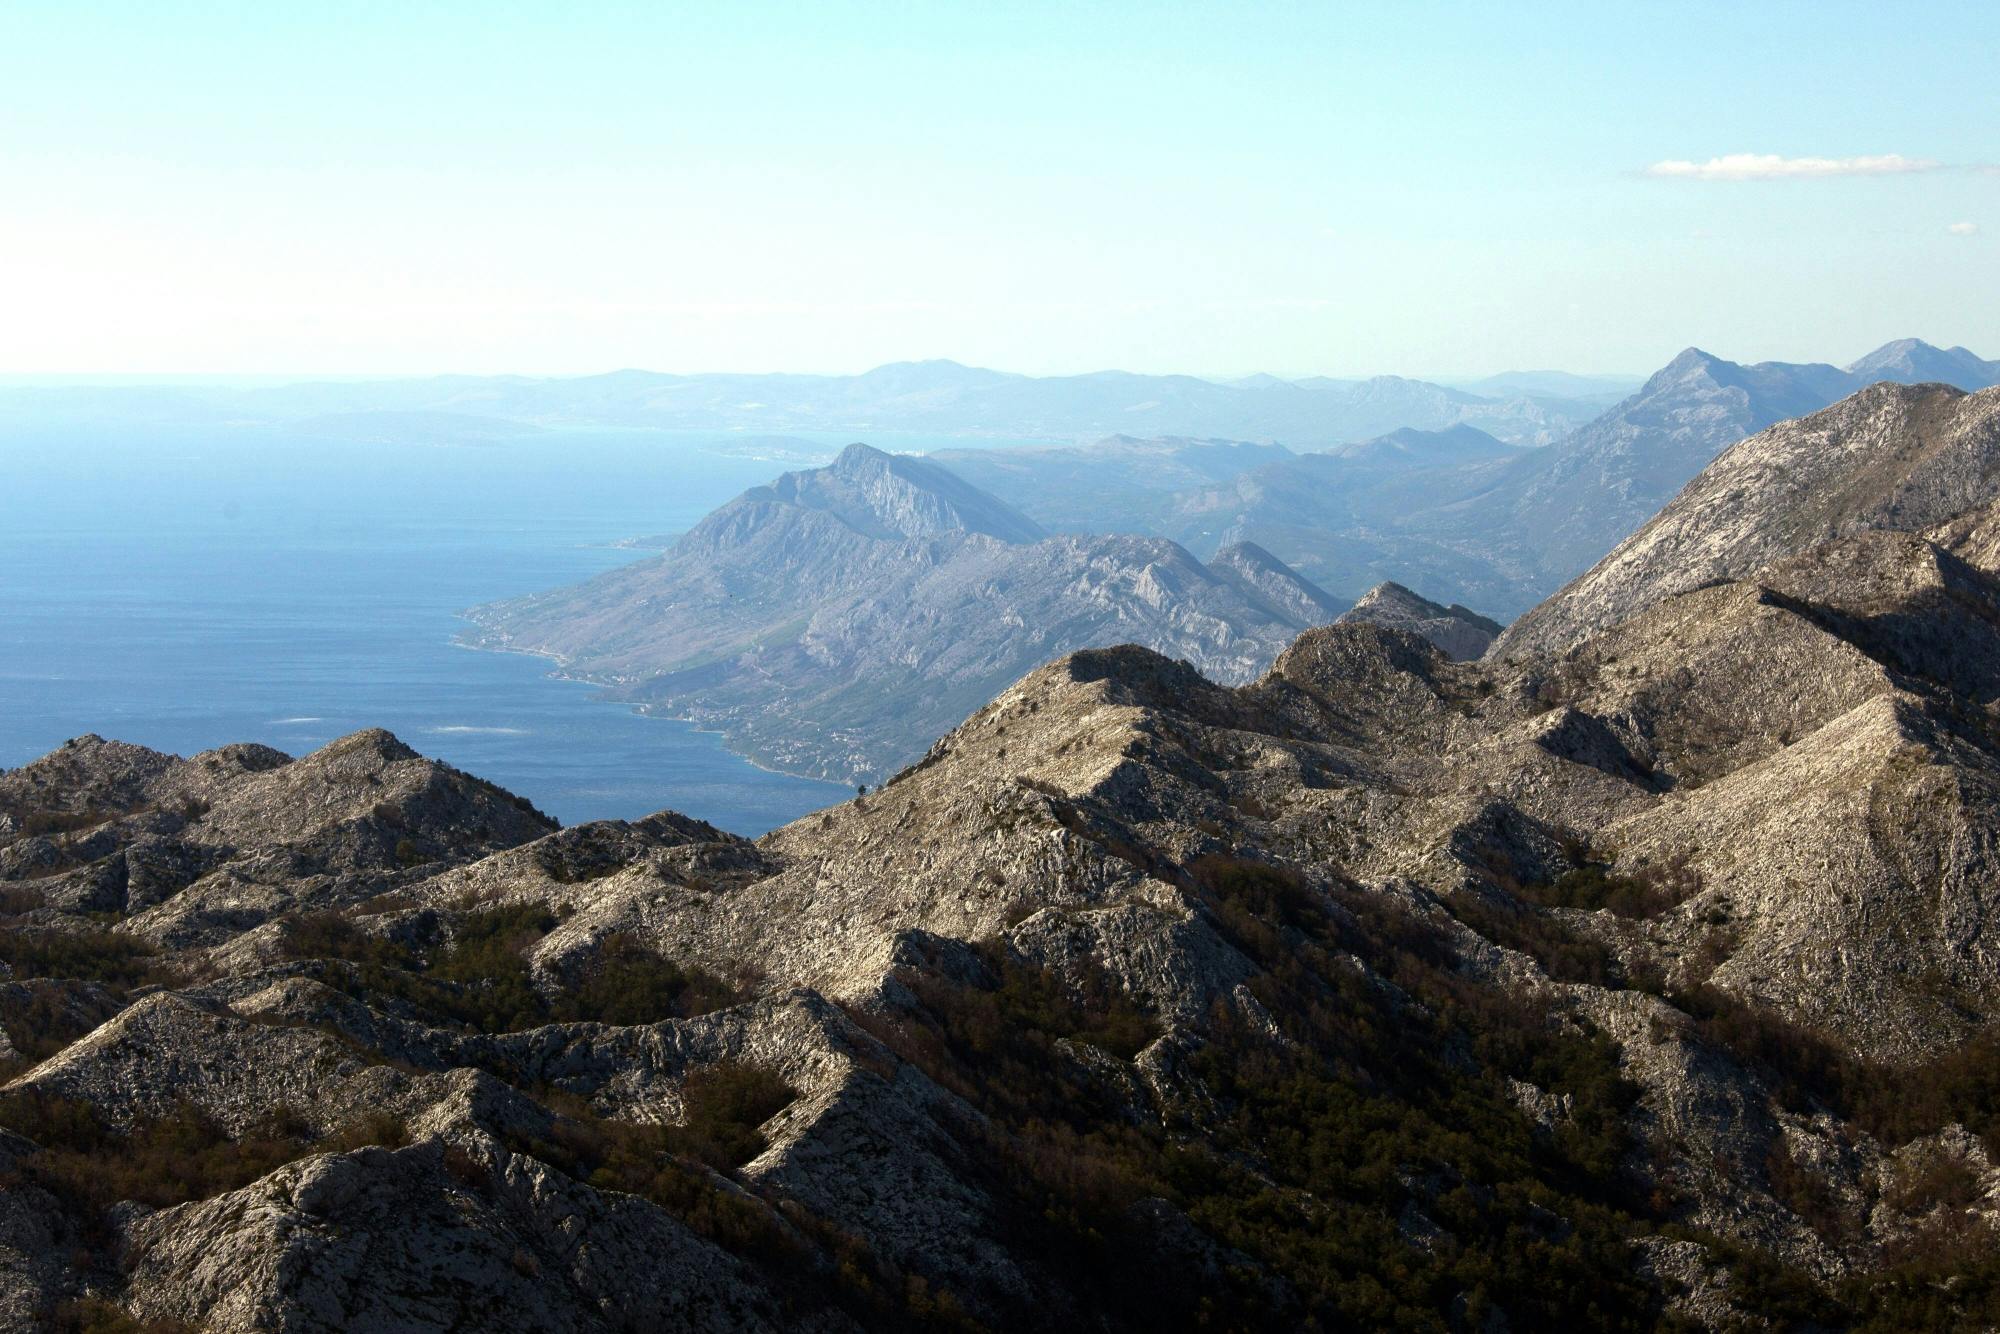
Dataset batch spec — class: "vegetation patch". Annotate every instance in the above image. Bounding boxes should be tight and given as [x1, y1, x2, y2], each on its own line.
[0, 926, 166, 992]
[841, 858, 1664, 1330]
[0, 1091, 407, 1219]
[1515, 853, 1702, 920]
[282, 906, 748, 1033]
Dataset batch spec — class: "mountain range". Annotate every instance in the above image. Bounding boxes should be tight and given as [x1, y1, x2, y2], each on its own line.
[923, 338, 2000, 616]
[464, 443, 1348, 781]
[464, 341, 2000, 782]
[0, 361, 1620, 449]
[9, 376, 2000, 1327]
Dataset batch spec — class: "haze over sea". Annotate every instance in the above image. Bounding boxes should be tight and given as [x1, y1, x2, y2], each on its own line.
[0, 420, 1029, 835]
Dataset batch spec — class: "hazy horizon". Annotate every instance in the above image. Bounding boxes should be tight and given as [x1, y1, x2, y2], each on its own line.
[0, 335, 1972, 390]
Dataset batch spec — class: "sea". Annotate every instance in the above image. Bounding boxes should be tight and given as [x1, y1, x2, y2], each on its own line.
[0, 418, 1042, 836]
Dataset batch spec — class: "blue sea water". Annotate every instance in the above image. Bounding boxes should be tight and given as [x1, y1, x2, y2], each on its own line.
[0, 422, 993, 836]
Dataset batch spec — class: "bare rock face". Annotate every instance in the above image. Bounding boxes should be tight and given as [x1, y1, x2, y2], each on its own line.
[16, 381, 2000, 1327]
[120, 1140, 800, 1333]
[1335, 580, 1501, 659]
[1491, 382, 2000, 658]
[751, 441, 1048, 544]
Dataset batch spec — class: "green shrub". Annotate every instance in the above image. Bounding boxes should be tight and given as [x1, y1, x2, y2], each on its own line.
[285, 905, 743, 1034]
[550, 933, 745, 1026]
[1517, 855, 1701, 920]
[0, 927, 162, 990]
[0, 1092, 405, 1216]
[670, 1061, 799, 1170]
[842, 863, 1661, 1330]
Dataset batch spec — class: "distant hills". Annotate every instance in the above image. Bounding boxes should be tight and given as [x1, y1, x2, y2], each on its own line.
[0, 360, 1615, 450]
[461, 339, 2000, 779]
[918, 339, 2000, 618]
[464, 444, 1343, 781]
[1415, 340, 2000, 598]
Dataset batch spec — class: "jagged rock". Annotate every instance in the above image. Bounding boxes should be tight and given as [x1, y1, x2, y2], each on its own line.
[1336, 580, 1501, 659]
[119, 1140, 806, 1333]
[17, 378, 2000, 1326]
[1493, 382, 2000, 658]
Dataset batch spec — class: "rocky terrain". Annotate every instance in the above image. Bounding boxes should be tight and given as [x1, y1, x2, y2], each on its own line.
[1336, 582, 1500, 659]
[10, 379, 2000, 1329]
[465, 444, 1344, 783]
[1493, 382, 2000, 658]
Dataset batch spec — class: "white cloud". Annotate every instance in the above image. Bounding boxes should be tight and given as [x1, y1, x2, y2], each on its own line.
[1948, 221, 1980, 236]
[1644, 153, 1941, 181]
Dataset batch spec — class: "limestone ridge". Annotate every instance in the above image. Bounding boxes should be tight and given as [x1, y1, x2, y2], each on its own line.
[18, 468, 2000, 1321]
[1335, 581, 1501, 659]
[1491, 381, 2000, 658]
[20, 378, 2000, 1326]
[466, 448, 1343, 782]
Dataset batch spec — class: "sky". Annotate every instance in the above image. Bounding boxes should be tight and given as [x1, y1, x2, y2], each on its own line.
[1, 1, 1995, 379]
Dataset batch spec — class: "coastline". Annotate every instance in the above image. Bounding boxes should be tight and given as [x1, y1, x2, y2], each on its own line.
[449, 631, 856, 789]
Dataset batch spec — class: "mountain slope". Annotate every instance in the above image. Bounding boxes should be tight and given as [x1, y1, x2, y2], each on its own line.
[21, 444, 2000, 1323]
[465, 448, 1341, 780]
[1491, 381, 2000, 658]
[926, 435, 1298, 534]
[748, 442, 1046, 543]
[1080, 340, 2000, 619]
[1422, 347, 1862, 591]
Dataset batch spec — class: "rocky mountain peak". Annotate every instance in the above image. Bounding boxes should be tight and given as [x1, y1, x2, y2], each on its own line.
[1490, 380, 2000, 658]
[1848, 337, 2000, 388]
[751, 443, 1047, 544]
[828, 439, 892, 473]
[1648, 345, 1732, 388]
[1335, 581, 1501, 659]
[314, 727, 422, 766]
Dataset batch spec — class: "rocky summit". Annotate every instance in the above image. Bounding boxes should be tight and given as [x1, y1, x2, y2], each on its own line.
[13, 382, 2000, 1330]
[1335, 581, 1501, 660]
[1493, 381, 2000, 659]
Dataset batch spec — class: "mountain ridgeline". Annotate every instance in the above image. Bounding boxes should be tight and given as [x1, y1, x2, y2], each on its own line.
[13, 374, 2000, 1327]
[1493, 380, 2000, 658]
[465, 339, 1999, 783]
[465, 443, 1348, 782]
[928, 338, 2000, 616]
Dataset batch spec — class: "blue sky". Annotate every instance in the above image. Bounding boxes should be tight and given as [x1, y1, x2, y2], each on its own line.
[2, 1, 1994, 377]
